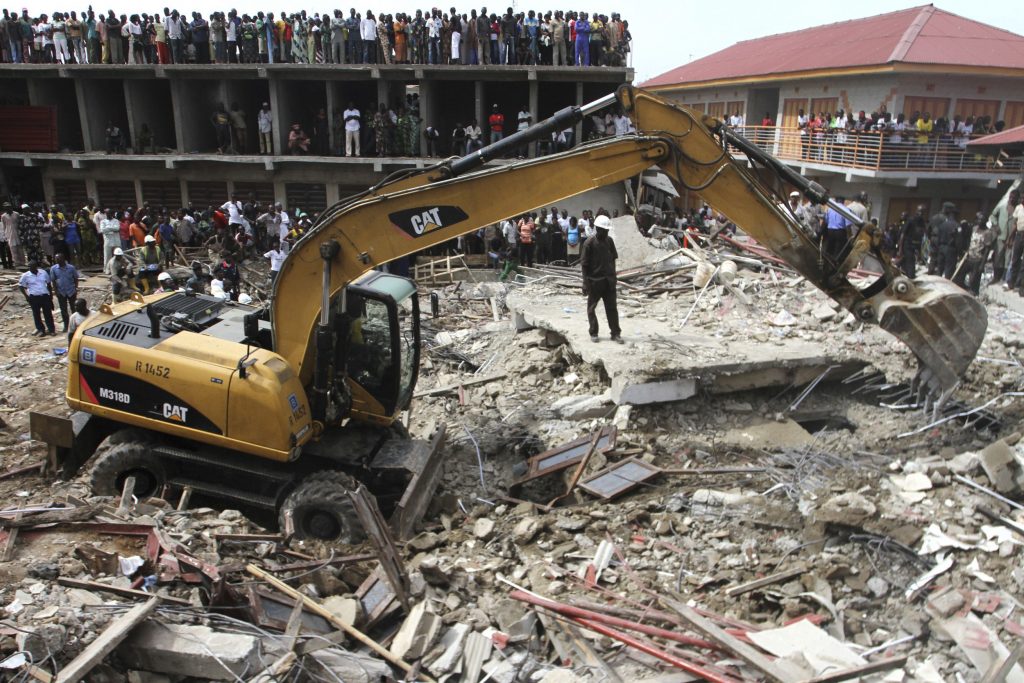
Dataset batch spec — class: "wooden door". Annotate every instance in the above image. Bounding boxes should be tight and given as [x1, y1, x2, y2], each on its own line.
[903, 96, 950, 119]
[688, 102, 707, 114]
[886, 197, 924, 228]
[809, 97, 838, 117]
[707, 102, 726, 121]
[1003, 101, 1024, 129]
[780, 98, 808, 158]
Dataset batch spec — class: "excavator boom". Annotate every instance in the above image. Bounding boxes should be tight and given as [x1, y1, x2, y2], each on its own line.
[273, 85, 986, 413]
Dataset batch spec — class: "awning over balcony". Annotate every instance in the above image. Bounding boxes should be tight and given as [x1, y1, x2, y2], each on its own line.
[967, 124, 1024, 154]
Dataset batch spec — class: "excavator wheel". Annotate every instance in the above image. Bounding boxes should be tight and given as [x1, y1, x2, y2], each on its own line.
[89, 439, 167, 498]
[280, 471, 366, 543]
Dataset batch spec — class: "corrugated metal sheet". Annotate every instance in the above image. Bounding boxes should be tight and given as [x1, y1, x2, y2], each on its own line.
[967, 123, 1024, 150]
[642, 6, 1024, 88]
[0, 106, 59, 152]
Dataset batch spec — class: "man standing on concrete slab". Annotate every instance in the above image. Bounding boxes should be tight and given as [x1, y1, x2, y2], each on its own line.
[0, 202, 18, 269]
[929, 202, 959, 279]
[581, 214, 621, 343]
[258, 102, 273, 154]
[49, 252, 78, 332]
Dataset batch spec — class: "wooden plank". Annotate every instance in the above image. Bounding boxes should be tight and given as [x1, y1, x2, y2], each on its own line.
[0, 461, 45, 481]
[805, 656, 909, 683]
[980, 642, 1024, 683]
[246, 651, 296, 683]
[1, 511, 22, 561]
[26, 665, 53, 683]
[413, 373, 506, 399]
[246, 564, 435, 683]
[663, 598, 797, 683]
[725, 564, 807, 598]
[56, 578, 191, 606]
[0, 505, 99, 528]
[54, 597, 160, 683]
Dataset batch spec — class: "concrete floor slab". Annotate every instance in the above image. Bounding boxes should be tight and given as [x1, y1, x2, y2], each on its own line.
[507, 289, 862, 405]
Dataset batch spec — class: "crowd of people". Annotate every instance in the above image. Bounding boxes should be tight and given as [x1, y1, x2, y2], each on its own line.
[781, 107, 1007, 167]
[0, 7, 631, 67]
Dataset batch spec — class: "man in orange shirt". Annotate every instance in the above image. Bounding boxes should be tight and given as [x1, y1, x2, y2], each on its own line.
[129, 216, 148, 248]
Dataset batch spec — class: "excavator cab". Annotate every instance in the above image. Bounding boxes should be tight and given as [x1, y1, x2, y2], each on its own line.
[336, 272, 420, 425]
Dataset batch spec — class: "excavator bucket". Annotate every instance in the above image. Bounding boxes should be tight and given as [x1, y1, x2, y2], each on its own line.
[874, 275, 988, 395]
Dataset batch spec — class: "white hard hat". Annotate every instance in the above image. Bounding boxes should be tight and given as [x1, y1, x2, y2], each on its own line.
[144, 235, 156, 243]
[157, 272, 172, 282]
[113, 247, 124, 256]
[238, 293, 253, 305]
[594, 215, 613, 232]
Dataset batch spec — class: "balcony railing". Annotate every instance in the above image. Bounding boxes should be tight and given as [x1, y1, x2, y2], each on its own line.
[727, 126, 1023, 174]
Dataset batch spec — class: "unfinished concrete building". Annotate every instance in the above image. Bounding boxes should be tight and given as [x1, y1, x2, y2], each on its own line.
[0, 63, 631, 212]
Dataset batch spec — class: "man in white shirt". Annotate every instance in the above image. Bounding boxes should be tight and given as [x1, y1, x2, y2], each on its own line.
[613, 113, 631, 137]
[343, 103, 361, 156]
[502, 218, 517, 247]
[360, 11, 377, 64]
[465, 119, 483, 153]
[257, 102, 273, 155]
[220, 195, 244, 228]
[277, 204, 291, 243]
[264, 238, 287, 284]
[18, 261, 55, 336]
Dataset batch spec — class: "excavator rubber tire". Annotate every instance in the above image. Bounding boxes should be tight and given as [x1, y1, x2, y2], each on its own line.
[89, 440, 168, 498]
[280, 471, 366, 543]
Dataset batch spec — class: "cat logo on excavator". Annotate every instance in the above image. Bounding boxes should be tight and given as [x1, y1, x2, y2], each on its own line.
[389, 205, 470, 237]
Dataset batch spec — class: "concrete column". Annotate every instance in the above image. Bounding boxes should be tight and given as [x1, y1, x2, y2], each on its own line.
[41, 173, 56, 208]
[475, 80, 485, 134]
[273, 180, 288, 209]
[84, 178, 98, 204]
[376, 79, 390, 109]
[73, 79, 94, 152]
[325, 183, 340, 207]
[419, 79, 436, 157]
[122, 81, 139, 153]
[326, 82, 337, 155]
[528, 80, 538, 158]
[169, 80, 187, 153]
[268, 78, 284, 156]
[179, 178, 189, 207]
[574, 81, 584, 149]
[134, 178, 144, 208]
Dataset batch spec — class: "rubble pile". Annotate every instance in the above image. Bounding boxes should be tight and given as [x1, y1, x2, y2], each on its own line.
[1, 228, 1024, 682]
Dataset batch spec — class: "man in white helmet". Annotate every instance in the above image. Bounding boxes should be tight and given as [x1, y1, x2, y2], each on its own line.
[580, 213, 621, 343]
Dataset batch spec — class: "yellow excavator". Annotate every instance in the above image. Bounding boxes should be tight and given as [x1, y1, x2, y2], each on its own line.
[31, 86, 986, 542]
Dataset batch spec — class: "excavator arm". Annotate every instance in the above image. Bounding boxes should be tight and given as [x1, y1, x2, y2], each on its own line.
[271, 85, 986, 423]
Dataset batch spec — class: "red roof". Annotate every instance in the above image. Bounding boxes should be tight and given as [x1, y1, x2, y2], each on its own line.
[967, 124, 1024, 150]
[642, 5, 1024, 88]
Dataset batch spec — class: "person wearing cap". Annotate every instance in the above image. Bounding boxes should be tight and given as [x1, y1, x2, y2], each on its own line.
[139, 235, 163, 293]
[488, 104, 504, 145]
[19, 260, 56, 337]
[928, 202, 959, 279]
[581, 213, 621, 343]
[155, 271, 176, 293]
[1, 202, 19, 269]
[49, 251, 79, 332]
[257, 102, 273, 155]
[108, 247, 137, 302]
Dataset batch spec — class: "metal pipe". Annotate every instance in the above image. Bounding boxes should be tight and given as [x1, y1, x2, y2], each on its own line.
[509, 590, 720, 651]
[446, 92, 616, 178]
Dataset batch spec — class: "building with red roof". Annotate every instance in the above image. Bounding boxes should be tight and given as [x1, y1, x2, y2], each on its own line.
[642, 4, 1024, 224]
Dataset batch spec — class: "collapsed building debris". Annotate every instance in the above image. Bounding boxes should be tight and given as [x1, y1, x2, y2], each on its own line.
[0, 220, 1023, 682]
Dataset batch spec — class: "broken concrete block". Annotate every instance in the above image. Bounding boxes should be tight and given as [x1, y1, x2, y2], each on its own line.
[127, 672, 173, 683]
[390, 601, 442, 660]
[513, 516, 542, 545]
[16, 625, 66, 663]
[307, 648, 391, 683]
[539, 670, 589, 683]
[322, 595, 361, 627]
[927, 586, 966, 618]
[979, 439, 1020, 494]
[406, 531, 443, 552]
[812, 303, 837, 322]
[427, 623, 471, 676]
[815, 492, 877, 526]
[116, 622, 261, 680]
[551, 393, 612, 420]
[473, 517, 496, 541]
